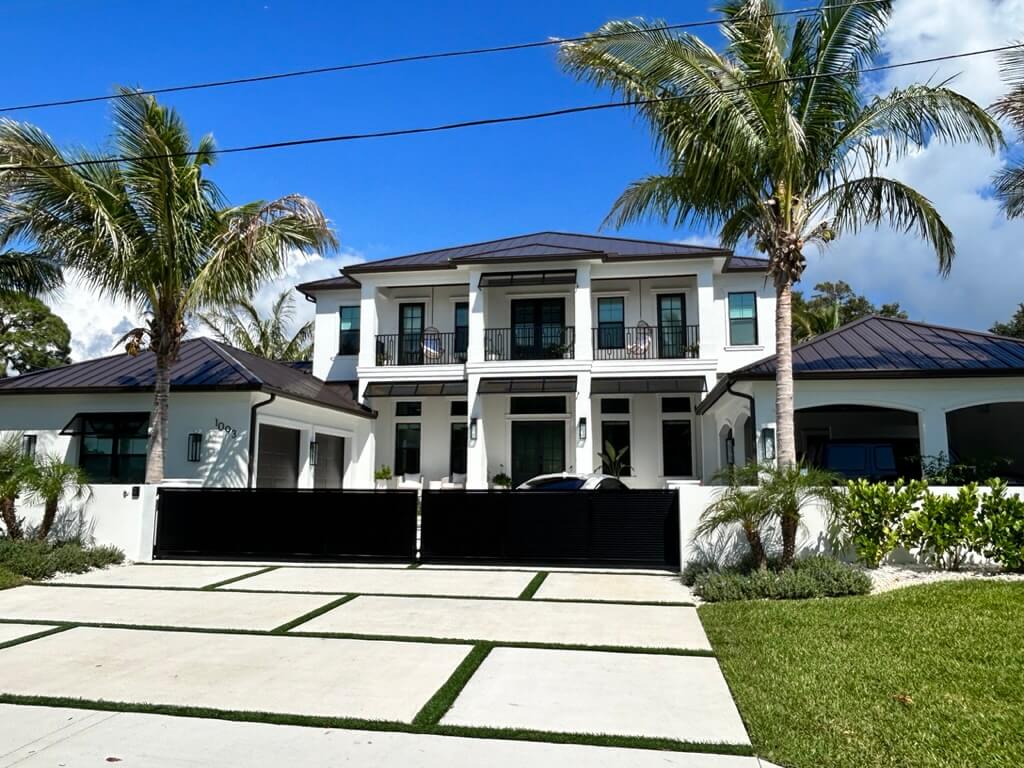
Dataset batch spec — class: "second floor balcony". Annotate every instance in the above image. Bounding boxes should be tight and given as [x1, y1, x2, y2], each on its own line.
[593, 324, 700, 360]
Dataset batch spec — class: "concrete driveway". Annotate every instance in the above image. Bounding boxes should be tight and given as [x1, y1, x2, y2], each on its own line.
[0, 563, 754, 767]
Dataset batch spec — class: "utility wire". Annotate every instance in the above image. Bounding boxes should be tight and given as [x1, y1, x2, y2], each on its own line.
[0, 0, 888, 114]
[7, 41, 1019, 172]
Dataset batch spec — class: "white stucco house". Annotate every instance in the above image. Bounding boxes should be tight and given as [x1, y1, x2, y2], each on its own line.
[2, 232, 1023, 492]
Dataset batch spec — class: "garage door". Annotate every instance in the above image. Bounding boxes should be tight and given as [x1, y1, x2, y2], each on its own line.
[256, 425, 300, 488]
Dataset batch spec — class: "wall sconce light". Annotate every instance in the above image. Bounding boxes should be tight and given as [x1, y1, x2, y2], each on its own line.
[469, 417, 478, 442]
[761, 427, 776, 461]
[21, 434, 37, 459]
[578, 417, 587, 442]
[309, 440, 319, 467]
[725, 435, 736, 466]
[186, 432, 202, 462]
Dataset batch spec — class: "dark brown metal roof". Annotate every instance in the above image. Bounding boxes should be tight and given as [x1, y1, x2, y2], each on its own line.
[723, 254, 770, 272]
[592, 376, 707, 394]
[0, 337, 375, 418]
[364, 381, 468, 397]
[699, 316, 1024, 413]
[295, 274, 361, 298]
[344, 232, 731, 274]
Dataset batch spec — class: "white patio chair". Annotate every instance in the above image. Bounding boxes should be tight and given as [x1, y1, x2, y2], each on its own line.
[441, 472, 467, 489]
[422, 327, 444, 362]
[397, 473, 423, 490]
[627, 320, 654, 358]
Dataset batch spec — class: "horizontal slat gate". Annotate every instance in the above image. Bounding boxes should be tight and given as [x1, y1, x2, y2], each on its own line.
[154, 488, 418, 562]
[420, 490, 680, 568]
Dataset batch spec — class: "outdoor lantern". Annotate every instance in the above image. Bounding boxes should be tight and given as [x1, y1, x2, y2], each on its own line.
[578, 417, 587, 442]
[469, 417, 478, 442]
[309, 440, 319, 467]
[186, 432, 202, 462]
[761, 427, 776, 461]
[725, 434, 736, 466]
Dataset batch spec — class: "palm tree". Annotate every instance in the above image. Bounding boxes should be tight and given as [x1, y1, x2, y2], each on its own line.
[993, 45, 1024, 217]
[0, 434, 32, 539]
[198, 289, 313, 361]
[792, 299, 841, 341]
[25, 454, 90, 541]
[0, 250, 62, 296]
[0, 89, 337, 482]
[696, 483, 773, 570]
[560, 0, 1001, 471]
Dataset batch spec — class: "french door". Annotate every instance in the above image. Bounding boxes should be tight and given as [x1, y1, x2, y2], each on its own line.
[510, 421, 566, 487]
[398, 303, 425, 365]
[657, 294, 687, 359]
[511, 298, 565, 360]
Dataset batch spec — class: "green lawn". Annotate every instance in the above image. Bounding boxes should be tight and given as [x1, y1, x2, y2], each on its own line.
[700, 581, 1024, 768]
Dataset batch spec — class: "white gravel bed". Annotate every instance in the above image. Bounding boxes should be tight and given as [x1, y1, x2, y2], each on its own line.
[867, 564, 1024, 594]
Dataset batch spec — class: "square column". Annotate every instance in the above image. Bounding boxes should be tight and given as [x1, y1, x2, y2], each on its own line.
[695, 267, 718, 360]
[574, 372, 594, 475]
[574, 264, 593, 361]
[357, 280, 379, 377]
[919, 408, 950, 460]
[466, 373, 488, 489]
[468, 270, 485, 364]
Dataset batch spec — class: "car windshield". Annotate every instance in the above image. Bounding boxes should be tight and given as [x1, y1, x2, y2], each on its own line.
[522, 477, 587, 490]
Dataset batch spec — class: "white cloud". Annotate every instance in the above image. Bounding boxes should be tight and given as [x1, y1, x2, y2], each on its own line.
[801, 0, 1024, 331]
[52, 248, 364, 362]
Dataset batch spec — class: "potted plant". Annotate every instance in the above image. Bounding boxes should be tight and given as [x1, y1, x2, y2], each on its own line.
[491, 467, 512, 490]
[598, 441, 630, 478]
[374, 465, 393, 489]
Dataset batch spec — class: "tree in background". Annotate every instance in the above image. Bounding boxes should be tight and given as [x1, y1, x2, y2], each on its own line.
[0, 89, 337, 482]
[993, 45, 1024, 217]
[199, 289, 312, 361]
[991, 304, 1024, 338]
[0, 293, 71, 376]
[560, 0, 1000, 479]
[793, 280, 907, 341]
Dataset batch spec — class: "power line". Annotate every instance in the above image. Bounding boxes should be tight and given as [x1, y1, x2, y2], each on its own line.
[7, 41, 1018, 173]
[0, 0, 888, 114]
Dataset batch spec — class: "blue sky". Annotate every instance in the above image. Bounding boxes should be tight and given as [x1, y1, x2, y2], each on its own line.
[5, 0, 1023, 359]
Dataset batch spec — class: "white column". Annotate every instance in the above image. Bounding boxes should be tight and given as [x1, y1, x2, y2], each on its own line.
[466, 373, 488, 489]
[575, 372, 594, 475]
[919, 407, 950, 461]
[574, 264, 593, 361]
[357, 280, 379, 376]
[752, 381, 777, 465]
[468, 270, 485, 364]
[696, 267, 718, 360]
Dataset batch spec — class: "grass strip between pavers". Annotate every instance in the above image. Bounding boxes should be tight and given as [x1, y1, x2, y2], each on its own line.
[271, 595, 358, 633]
[0, 624, 73, 651]
[201, 566, 279, 590]
[517, 572, 548, 600]
[26, 581, 694, 607]
[0, 693, 753, 756]
[0, 616, 713, 657]
[412, 642, 493, 726]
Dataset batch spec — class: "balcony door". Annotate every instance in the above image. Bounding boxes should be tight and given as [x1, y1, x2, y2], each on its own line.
[398, 303, 425, 365]
[657, 294, 686, 359]
[511, 421, 566, 486]
[511, 298, 565, 360]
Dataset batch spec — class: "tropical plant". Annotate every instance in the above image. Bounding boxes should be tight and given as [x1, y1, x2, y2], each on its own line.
[0, 292, 71, 376]
[977, 479, 1024, 572]
[0, 434, 31, 539]
[902, 485, 983, 570]
[831, 478, 926, 567]
[0, 89, 337, 482]
[0, 250, 62, 297]
[696, 484, 773, 570]
[792, 280, 906, 341]
[757, 462, 838, 567]
[491, 471, 512, 489]
[598, 440, 630, 478]
[24, 455, 90, 541]
[198, 289, 312, 361]
[374, 464, 393, 481]
[793, 298, 842, 342]
[560, 0, 1001, 471]
[993, 44, 1024, 217]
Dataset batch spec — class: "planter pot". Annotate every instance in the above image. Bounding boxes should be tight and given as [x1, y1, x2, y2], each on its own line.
[375, 479, 392, 490]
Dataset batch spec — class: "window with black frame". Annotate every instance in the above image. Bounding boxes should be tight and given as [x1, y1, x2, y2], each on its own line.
[600, 421, 631, 476]
[70, 413, 149, 483]
[394, 423, 421, 475]
[597, 297, 625, 349]
[454, 302, 469, 357]
[662, 420, 694, 477]
[728, 292, 758, 345]
[338, 306, 360, 355]
[449, 422, 468, 475]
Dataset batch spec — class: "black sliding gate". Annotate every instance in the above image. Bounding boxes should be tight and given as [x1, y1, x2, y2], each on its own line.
[420, 489, 680, 569]
[154, 488, 418, 562]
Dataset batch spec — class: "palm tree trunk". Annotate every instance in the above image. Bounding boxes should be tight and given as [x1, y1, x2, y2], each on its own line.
[145, 353, 171, 484]
[1, 496, 22, 539]
[36, 498, 57, 540]
[775, 280, 796, 468]
[780, 514, 798, 567]
[744, 524, 768, 570]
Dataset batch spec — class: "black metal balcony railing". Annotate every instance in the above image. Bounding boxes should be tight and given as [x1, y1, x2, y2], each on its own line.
[375, 332, 468, 366]
[593, 325, 700, 360]
[484, 326, 575, 361]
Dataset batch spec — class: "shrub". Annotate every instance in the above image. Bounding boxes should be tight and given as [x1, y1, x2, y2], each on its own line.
[977, 479, 1024, 572]
[0, 538, 124, 581]
[832, 479, 927, 567]
[902, 485, 983, 570]
[693, 556, 871, 602]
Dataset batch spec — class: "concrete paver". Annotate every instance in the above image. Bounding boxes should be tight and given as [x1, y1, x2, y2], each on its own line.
[228, 566, 536, 597]
[0, 585, 331, 631]
[0, 627, 471, 723]
[300, 595, 711, 650]
[0, 623, 57, 646]
[443, 647, 750, 745]
[535, 572, 694, 603]
[0, 704, 760, 768]
[50, 564, 266, 589]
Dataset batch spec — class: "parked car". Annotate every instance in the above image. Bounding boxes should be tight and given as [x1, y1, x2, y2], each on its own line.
[516, 472, 629, 490]
[815, 440, 920, 482]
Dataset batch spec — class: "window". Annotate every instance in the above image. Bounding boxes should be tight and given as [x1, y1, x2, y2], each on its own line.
[450, 400, 468, 416]
[601, 421, 631, 477]
[75, 413, 149, 484]
[510, 396, 566, 415]
[394, 423, 421, 475]
[662, 420, 694, 477]
[597, 297, 625, 349]
[600, 398, 630, 414]
[21, 434, 36, 459]
[662, 397, 692, 413]
[449, 422, 468, 475]
[728, 292, 758, 345]
[395, 401, 422, 417]
[454, 302, 469, 355]
[339, 306, 360, 355]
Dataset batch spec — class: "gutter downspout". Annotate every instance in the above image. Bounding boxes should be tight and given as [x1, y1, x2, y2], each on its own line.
[726, 381, 757, 463]
[247, 393, 276, 487]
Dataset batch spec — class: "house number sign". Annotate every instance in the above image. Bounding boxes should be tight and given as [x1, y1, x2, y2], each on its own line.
[214, 419, 239, 439]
